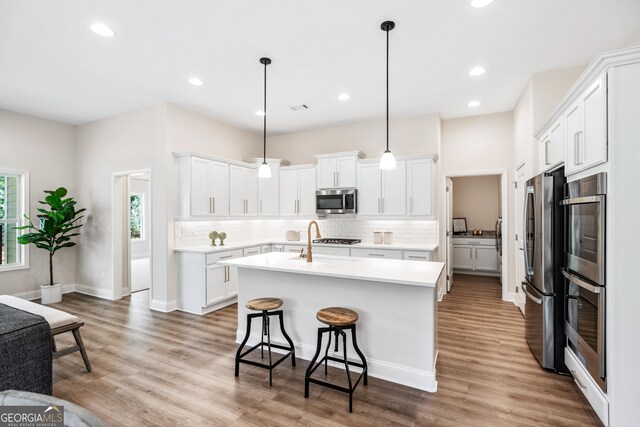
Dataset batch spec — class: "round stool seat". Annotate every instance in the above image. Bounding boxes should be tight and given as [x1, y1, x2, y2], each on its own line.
[316, 307, 358, 326]
[246, 297, 283, 311]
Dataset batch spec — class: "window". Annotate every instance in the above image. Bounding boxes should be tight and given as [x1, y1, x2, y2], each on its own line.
[0, 170, 29, 272]
[130, 194, 144, 240]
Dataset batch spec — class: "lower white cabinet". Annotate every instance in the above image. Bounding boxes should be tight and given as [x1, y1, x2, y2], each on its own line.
[177, 249, 243, 315]
[452, 239, 499, 274]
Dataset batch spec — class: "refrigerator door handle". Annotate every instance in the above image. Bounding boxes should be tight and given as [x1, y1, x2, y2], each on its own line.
[522, 282, 543, 304]
[523, 186, 535, 277]
[561, 268, 602, 294]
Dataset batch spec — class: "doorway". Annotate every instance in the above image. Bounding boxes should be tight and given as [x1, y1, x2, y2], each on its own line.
[443, 169, 509, 301]
[112, 170, 153, 301]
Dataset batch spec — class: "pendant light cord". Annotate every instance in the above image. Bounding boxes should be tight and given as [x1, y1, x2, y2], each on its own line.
[386, 28, 389, 152]
[263, 61, 267, 163]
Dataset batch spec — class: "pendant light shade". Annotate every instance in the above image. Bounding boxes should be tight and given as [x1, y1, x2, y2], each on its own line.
[258, 57, 272, 179]
[379, 21, 396, 170]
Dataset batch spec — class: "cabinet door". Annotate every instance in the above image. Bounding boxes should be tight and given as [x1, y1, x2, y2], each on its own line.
[229, 165, 246, 216]
[210, 161, 229, 216]
[280, 169, 299, 216]
[298, 168, 317, 215]
[381, 161, 407, 216]
[336, 156, 357, 188]
[206, 264, 227, 306]
[582, 74, 607, 170]
[225, 266, 238, 297]
[539, 132, 551, 173]
[190, 157, 212, 216]
[564, 101, 583, 175]
[244, 168, 259, 215]
[317, 158, 337, 189]
[357, 163, 381, 215]
[407, 159, 433, 216]
[475, 246, 499, 272]
[549, 119, 564, 167]
[258, 163, 279, 216]
[452, 245, 474, 270]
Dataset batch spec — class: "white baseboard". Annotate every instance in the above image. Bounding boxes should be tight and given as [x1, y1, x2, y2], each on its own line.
[504, 292, 516, 302]
[12, 283, 77, 301]
[74, 284, 115, 300]
[236, 331, 437, 393]
[150, 299, 177, 312]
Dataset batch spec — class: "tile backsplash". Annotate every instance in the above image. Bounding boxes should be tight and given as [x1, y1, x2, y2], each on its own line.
[174, 217, 438, 248]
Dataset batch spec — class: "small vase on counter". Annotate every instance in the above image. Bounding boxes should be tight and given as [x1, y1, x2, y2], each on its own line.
[219, 232, 227, 246]
[209, 231, 218, 246]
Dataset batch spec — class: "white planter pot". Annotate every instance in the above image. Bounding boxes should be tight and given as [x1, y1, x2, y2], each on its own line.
[41, 283, 63, 304]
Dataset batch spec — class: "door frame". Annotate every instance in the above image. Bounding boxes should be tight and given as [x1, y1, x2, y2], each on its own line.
[442, 169, 510, 302]
[111, 169, 153, 302]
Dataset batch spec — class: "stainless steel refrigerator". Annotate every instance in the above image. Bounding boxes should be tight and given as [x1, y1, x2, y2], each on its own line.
[521, 168, 568, 373]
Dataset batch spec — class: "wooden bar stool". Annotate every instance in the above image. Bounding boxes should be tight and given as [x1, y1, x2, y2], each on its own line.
[304, 307, 368, 412]
[234, 297, 296, 386]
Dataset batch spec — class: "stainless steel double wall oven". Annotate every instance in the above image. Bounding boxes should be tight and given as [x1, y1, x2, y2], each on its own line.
[561, 172, 607, 390]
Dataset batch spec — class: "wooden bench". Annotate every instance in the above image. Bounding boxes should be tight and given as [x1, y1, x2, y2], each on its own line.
[0, 295, 91, 372]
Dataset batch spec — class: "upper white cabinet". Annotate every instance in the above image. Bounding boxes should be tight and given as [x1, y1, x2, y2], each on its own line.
[314, 152, 364, 189]
[406, 157, 435, 217]
[177, 155, 229, 218]
[357, 160, 406, 216]
[280, 165, 317, 216]
[229, 165, 258, 216]
[538, 118, 564, 173]
[564, 73, 607, 175]
[245, 158, 288, 217]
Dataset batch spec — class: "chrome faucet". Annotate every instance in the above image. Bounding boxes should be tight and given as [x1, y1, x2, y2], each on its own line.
[306, 221, 321, 263]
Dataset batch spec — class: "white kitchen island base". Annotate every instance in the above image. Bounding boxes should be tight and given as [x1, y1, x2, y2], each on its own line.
[223, 253, 444, 392]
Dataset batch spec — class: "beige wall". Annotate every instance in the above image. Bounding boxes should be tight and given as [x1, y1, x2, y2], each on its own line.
[267, 114, 441, 164]
[452, 175, 501, 231]
[0, 109, 77, 297]
[621, 26, 640, 48]
[531, 66, 586, 132]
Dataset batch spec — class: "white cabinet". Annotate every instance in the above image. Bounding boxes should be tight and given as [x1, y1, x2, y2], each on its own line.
[258, 161, 280, 216]
[356, 161, 406, 216]
[184, 156, 229, 217]
[350, 248, 403, 259]
[403, 251, 432, 261]
[452, 239, 499, 273]
[539, 118, 565, 173]
[243, 246, 262, 257]
[314, 152, 363, 189]
[205, 264, 226, 306]
[280, 166, 317, 216]
[565, 73, 607, 175]
[406, 157, 435, 217]
[229, 165, 258, 216]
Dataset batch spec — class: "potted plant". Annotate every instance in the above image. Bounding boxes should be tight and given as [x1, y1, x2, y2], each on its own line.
[16, 187, 85, 304]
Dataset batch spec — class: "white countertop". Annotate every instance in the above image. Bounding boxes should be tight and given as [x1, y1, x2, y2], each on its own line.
[174, 239, 438, 254]
[220, 252, 444, 288]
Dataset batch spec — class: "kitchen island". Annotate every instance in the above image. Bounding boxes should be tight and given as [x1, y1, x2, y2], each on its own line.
[221, 252, 444, 392]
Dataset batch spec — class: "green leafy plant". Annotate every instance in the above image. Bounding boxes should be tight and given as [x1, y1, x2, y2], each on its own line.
[16, 187, 85, 286]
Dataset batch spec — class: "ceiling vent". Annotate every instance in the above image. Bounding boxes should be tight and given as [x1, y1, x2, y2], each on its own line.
[290, 104, 309, 111]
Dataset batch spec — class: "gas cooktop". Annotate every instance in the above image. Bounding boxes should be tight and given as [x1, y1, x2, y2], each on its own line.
[312, 238, 361, 245]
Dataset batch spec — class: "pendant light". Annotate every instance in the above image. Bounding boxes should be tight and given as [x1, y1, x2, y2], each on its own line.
[379, 21, 397, 170]
[258, 57, 272, 178]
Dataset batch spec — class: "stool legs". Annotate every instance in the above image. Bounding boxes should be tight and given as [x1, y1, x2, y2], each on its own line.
[304, 324, 367, 412]
[235, 309, 296, 386]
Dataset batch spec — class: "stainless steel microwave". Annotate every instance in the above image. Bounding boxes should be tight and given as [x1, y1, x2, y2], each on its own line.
[316, 188, 357, 215]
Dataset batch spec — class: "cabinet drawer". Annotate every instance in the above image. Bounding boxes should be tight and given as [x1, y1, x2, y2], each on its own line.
[564, 347, 608, 425]
[243, 246, 262, 257]
[351, 248, 402, 259]
[283, 244, 305, 254]
[452, 238, 496, 246]
[403, 251, 432, 261]
[260, 245, 271, 253]
[313, 246, 350, 257]
[206, 249, 243, 265]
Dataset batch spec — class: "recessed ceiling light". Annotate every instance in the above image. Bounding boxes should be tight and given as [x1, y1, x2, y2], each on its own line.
[338, 93, 351, 101]
[469, 66, 486, 76]
[471, 0, 494, 8]
[188, 77, 204, 86]
[255, 111, 265, 116]
[468, 100, 481, 107]
[90, 23, 115, 38]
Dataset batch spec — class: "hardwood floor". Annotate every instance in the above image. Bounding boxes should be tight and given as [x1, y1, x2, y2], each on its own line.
[49, 274, 601, 426]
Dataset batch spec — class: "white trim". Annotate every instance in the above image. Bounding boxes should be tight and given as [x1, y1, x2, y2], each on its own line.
[10, 283, 76, 301]
[173, 151, 259, 169]
[74, 284, 115, 300]
[0, 169, 30, 270]
[313, 151, 365, 160]
[236, 332, 438, 393]
[150, 299, 177, 312]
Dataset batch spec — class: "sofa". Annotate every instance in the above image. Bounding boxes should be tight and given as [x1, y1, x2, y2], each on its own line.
[0, 303, 52, 394]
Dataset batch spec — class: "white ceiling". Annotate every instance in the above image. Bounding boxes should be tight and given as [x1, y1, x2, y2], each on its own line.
[1, 0, 639, 135]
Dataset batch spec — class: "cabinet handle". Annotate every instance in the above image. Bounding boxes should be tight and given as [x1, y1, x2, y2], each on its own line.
[212, 197, 215, 213]
[368, 253, 385, 257]
[336, 171, 339, 187]
[410, 197, 413, 213]
[225, 266, 229, 282]
[382, 197, 385, 213]
[209, 197, 212, 213]
[220, 254, 234, 259]
[570, 370, 587, 389]
[577, 131, 583, 165]
[408, 256, 426, 260]
[260, 200, 262, 214]
[377, 198, 381, 213]
[545, 139, 550, 165]
[574, 132, 584, 165]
